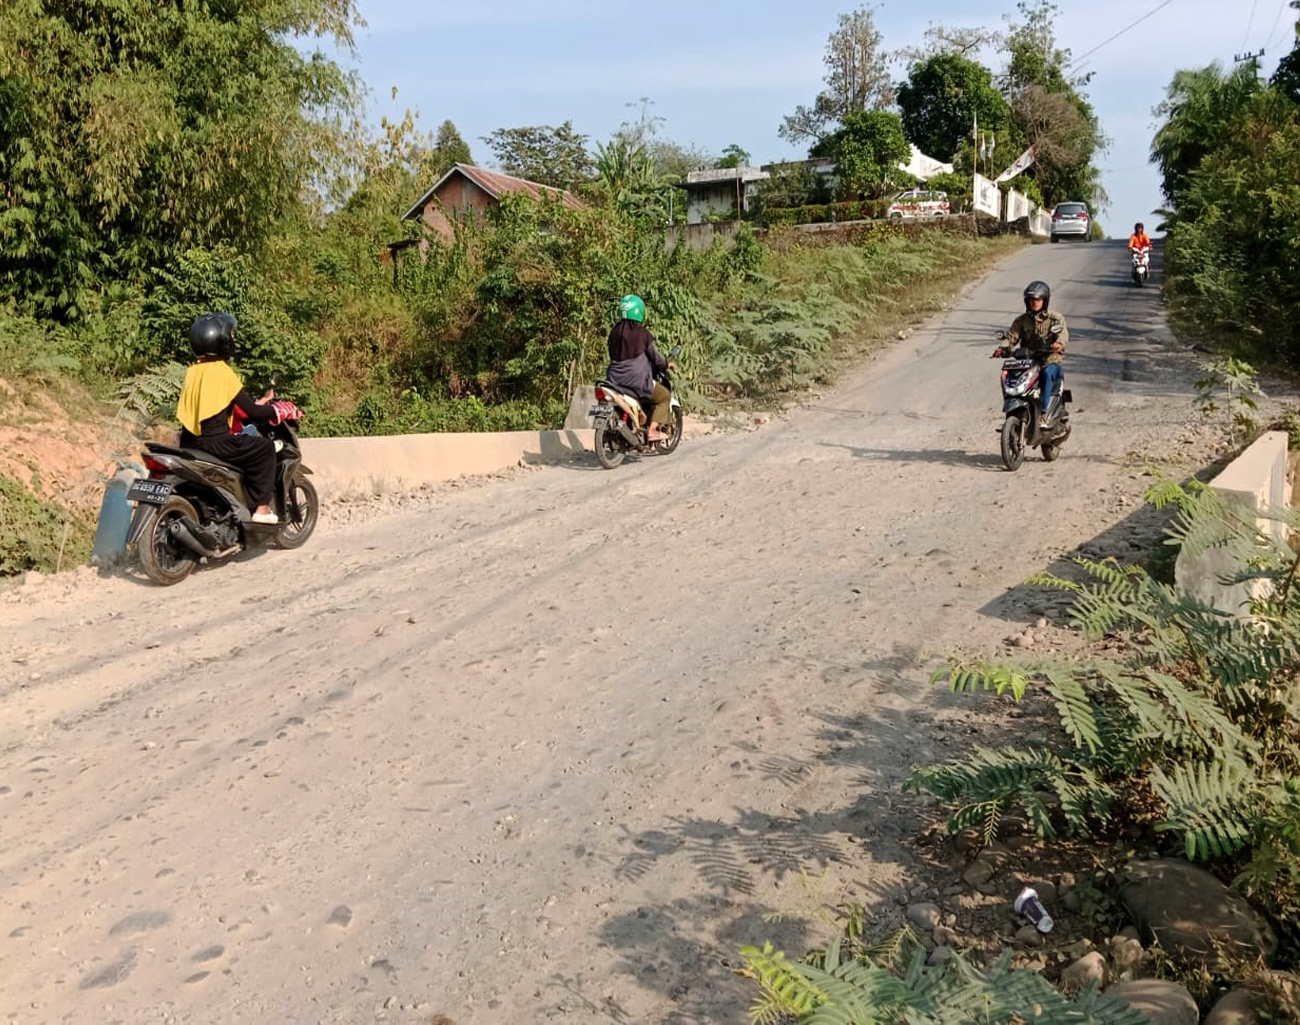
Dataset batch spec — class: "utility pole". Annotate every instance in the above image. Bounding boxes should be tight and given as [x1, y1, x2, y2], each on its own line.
[1234, 48, 1266, 78]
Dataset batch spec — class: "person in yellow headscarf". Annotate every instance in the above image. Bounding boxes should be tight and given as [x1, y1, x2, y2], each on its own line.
[176, 313, 280, 524]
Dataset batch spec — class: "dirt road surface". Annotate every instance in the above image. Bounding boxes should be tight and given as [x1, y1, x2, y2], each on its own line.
[1, 240, 1210, 1023]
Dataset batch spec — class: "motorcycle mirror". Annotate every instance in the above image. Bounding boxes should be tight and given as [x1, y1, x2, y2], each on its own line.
[1049, 324, 1063, 336]
[669, 345, 683, 357]
[994, 330, 1007, 340]
[268, 374, 279, 389]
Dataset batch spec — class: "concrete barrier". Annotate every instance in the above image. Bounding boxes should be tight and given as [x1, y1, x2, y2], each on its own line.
[300, 429, 593, 497]
[1175, 431, 1289, 615]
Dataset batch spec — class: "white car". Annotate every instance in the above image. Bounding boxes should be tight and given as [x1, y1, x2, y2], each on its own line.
[887, 189, 951, 220]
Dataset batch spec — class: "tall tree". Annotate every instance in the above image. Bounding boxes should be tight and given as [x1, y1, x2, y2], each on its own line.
[716, 144, 752, 169]
[997, 0, 1105, 207]
[1151, 64, 1262, 205]
[433, 120, 472, 170]
[815, 110, 910, 198]
[481, 121, 594, 189]
[0, 0, 359, 318]
[1270, 1, 1300, 104]
[895, 23, 1002, 65]
[780, 6, 893, 148]
[897, 54, 1009, 160]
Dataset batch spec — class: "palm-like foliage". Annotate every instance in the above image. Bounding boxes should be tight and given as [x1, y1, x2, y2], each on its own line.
[1150, 63, 1261, 205]
[912, 482, 1300, 948]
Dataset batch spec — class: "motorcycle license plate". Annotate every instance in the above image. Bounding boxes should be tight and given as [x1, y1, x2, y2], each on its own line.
[127, 479, 173, 505]
[589, 403, 613, 416]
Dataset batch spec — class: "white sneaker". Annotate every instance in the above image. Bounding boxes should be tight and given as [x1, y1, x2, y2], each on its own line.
[250, 511, 278, 525]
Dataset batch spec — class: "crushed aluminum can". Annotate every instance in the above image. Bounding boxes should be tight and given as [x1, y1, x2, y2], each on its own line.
[1014, 887, 1054, 933]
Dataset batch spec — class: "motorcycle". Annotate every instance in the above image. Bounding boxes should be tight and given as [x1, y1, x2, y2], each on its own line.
[126, 384, 319, 585]
[993, 326, 1072, 471]
[590, 348, 683, 470]
[1130, 246, 1151, 287]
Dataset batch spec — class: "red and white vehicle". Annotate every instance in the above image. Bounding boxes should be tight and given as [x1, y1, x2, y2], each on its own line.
[886, 189, 950, 220]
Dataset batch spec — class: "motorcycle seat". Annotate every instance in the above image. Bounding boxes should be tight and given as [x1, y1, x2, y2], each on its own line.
[145, 441, 244, 472]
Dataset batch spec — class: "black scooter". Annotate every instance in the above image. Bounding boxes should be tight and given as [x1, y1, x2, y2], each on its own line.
[992, 326, 1072, 471]
[127, 390, 318, 585]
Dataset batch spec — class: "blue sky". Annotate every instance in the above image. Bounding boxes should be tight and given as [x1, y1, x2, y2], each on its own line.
[332, 0, 1293, 236]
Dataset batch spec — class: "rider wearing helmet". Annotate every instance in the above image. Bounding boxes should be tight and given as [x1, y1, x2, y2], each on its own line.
[175, 312, 280, 524]
[606, 294, 674, 442]
[1128, 222, 1152, 253]
[996, 281, 1069, 427]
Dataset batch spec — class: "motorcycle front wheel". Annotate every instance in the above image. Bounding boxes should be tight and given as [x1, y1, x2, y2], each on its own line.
[276, 475, 319, 549]
[656, 408, 685, 455]
[137, 495, 201, 586]
[1000, 415, 1026, 471]
[594, 420, 625, 469]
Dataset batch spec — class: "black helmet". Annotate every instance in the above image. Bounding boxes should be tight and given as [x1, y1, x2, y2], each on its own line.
[189, 312, 237, 359]
[1023, 280, 1051, 312]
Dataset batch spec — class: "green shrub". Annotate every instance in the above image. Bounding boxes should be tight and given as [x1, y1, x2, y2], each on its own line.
[912, 484, 1300, 962]
[0, 476, 93, 576]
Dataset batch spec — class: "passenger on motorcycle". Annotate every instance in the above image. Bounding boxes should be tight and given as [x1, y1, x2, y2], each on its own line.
[176, 312, 280, 524]
[1128, 222, 1152, 253]
[994, 281, 1069, 428]
[606, 294, 675, 442]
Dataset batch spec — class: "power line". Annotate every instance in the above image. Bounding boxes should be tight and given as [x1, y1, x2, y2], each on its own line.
[1244, 0, 1261, 48]
[1263, 0, 1291, 52]
[1063, 0, 1179, 74]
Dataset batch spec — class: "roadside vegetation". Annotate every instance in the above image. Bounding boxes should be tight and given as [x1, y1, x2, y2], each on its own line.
[1152, 4, 1300, 368]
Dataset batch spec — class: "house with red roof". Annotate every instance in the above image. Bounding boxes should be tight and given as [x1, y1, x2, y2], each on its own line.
[400, 163, 584, 242]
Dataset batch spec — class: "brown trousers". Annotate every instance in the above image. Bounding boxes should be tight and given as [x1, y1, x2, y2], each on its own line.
[647, 384, 672, 427]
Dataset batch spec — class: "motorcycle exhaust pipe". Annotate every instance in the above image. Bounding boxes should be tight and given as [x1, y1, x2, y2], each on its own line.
[616, 421, 641, 445]
[169, 516, 217, 557]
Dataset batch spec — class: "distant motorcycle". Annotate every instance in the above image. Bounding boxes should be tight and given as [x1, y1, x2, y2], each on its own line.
[127, 386, 318, 585]
[993, 327, 1072, 471]
[1130, 246, 1151, 287]
[590, 348, 683, 470]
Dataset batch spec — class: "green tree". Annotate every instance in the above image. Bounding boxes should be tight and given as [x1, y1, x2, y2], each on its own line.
[481, 121, 594, 189]
[716, 144, 752, 169]
[998, 0, 1105, 207]
[0, 0, 359, 319]
[815, 110, 910, 198]
[897, 53, 1010, 161]
[433, 120, 473, 170]
[780, 6, 894, 148]
[1151, 64, 1261, 204]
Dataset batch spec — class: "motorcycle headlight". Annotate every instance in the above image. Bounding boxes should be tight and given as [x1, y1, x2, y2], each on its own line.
[1005, 373, 1035, 396]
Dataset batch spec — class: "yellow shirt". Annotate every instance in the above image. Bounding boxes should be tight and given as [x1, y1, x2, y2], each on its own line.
[176, 360, 243, 436]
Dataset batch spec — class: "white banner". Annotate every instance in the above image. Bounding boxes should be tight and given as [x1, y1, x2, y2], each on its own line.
[994, 146, 1036, 184]
[1005, 190, 1032, 222]
[973, 173, 1000, 218]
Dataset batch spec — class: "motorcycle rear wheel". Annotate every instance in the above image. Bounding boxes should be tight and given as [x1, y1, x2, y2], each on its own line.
[276, 476, 319, 549]
[594, 422, 625, 469]
[138, 495, 201, 586]
[1000, 416, 1026, 471]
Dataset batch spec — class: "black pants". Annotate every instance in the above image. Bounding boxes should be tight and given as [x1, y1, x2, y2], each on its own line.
[191, 433, 277, 508]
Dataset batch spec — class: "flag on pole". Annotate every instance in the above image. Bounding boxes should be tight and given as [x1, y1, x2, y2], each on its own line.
[995, 146, 1036, 183]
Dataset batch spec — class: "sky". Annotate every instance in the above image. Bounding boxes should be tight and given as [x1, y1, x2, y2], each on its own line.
[327, 0, 1294, 236]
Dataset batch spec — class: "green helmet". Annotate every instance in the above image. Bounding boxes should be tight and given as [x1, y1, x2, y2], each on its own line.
[619, 294, 645, 323]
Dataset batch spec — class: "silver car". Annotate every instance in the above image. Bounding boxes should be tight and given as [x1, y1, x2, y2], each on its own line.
[1050, 202, 1092, 242]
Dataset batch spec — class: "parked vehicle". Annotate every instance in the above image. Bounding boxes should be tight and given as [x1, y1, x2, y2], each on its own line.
[1131, 246, 1151, 287]
[1049, 201, 1092, 243]
[992, 328, 1072, 471]
[127, 389, 318, 585]
[590, 351, 683, 470]
[887, 189, 950, 220]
